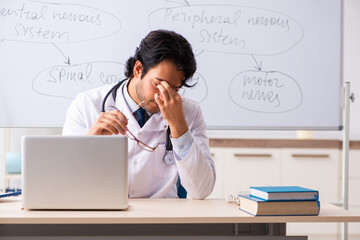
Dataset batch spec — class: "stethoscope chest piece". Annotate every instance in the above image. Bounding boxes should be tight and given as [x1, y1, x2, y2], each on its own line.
[163, 150, 175, 165]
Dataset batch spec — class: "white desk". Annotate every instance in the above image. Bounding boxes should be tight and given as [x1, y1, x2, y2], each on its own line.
[0, 198, 359, 239]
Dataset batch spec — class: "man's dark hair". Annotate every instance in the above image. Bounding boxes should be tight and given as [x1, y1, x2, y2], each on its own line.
[124, 30, 197, 88]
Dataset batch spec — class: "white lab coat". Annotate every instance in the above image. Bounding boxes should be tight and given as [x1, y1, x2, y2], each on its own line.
[62, 81, 216, 199]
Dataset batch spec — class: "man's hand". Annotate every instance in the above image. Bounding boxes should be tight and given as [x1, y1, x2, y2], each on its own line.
[154, 81, 188, 138]
[87, 109, 128, 135]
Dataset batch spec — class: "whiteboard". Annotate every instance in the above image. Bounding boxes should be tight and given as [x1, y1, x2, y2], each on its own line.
[0, 0, 342, 129]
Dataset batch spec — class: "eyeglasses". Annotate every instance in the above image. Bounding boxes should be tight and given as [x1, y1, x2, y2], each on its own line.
[106, 106, 168, 152]
[125, 125, 168, 152]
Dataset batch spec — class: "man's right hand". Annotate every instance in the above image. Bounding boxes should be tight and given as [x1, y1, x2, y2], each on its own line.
[87, 110, 128, 135]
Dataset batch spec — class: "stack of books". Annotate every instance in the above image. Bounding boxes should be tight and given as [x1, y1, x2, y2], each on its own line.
[239, 186, 320, 216]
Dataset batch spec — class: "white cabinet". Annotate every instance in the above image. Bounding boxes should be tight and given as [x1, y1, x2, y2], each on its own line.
[208, 147, 282, 199]
[345, 150, 360, 238]
[282, 148, 341, 202]
[208, 146, 341, 201]
[208, 148, 226, 199]
[223, 148, 282, 197]
[347, 150, 360, 207]
[283, 148, 341, 236]
[208, 145, 342, 238]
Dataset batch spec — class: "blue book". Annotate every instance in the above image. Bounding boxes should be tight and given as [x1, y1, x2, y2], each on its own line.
[0, 191, 21, 198]
[250, 186, 319, 201]
[239, 194, 320, 216]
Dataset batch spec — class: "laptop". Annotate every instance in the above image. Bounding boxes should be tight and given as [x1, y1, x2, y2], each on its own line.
[21, 135, 128, 210]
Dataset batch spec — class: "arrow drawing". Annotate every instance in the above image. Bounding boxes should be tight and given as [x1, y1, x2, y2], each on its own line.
[251, 55, 262, 71]
[52, 43, 71, 65]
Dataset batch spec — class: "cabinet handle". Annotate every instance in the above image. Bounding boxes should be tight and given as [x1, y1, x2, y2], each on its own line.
[211, 153, 215, 157]
[291, 154, 330, 158]
[234, 153, 272, 158]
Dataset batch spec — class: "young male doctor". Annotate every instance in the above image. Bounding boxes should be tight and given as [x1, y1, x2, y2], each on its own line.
[62, 30, 215, 199]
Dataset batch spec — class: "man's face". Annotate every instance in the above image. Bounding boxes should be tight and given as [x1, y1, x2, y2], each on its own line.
[135, 60, 184, 113]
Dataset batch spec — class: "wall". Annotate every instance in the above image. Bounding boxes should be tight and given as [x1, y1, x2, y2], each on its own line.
[0, 0, 359, 163]
[344, 0, 360, 140]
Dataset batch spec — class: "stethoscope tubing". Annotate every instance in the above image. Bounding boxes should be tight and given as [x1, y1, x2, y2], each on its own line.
[101, 79, 175, 165]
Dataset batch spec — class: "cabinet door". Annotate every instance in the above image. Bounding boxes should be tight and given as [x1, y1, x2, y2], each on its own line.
[224, 148, 282, 197]
[348, 179, 360, 237]
[207, 148, 225, 199]
[282, 148, 341, 202]
[346, 150, 360, 236]
[342, 150, 360, 209]
[283, 148, 341, 236]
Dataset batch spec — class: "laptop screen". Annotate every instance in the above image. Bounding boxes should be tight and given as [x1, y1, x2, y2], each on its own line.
[21, 135, 128, 210]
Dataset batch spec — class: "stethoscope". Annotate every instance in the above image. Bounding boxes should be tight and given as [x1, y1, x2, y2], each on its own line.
[101, 79, 175, 165]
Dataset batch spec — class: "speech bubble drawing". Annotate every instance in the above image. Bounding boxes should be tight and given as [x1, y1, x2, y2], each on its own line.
[179, 72, 207, 103]
[149, 5, 303, 55]
[0, 1, 121, 43]
[228, 70, 303, 113]
[32, 61, 124, 99]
